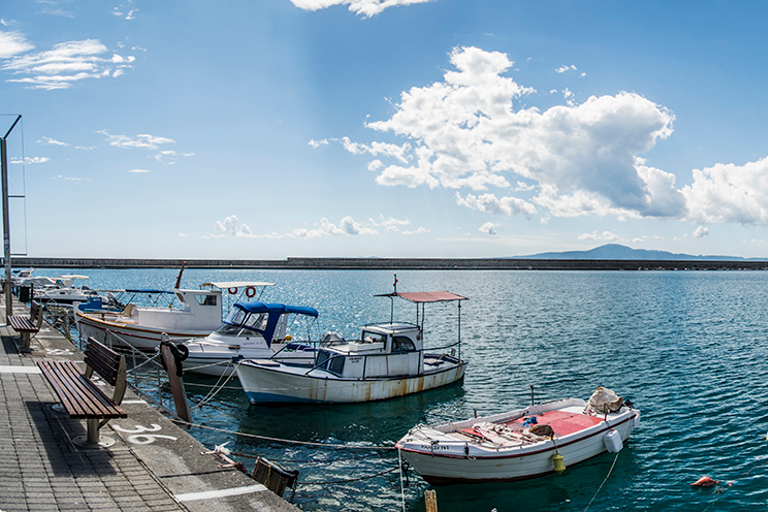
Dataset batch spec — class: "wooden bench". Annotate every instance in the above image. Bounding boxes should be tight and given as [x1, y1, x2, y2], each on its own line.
[8, 300, 43, 352]
[37, 337, 128, 447]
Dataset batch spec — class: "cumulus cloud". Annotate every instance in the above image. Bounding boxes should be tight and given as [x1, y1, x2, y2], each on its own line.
[682, 156, 768, 226]
[325, 46, 678, 222]
[215, 215, 255, 238]
[98, 130, 175, 150]
[127, 169, 150, 173]
[290, 0, 431, 18]
[479, 222, 498, 235]
[402, 226, 429, 235]
[11, 156, 49, 164]
[555, 64, 577, 74]
[1, 38, 135, 90]
[578, 230, 621, 242]
[693, 226, 709, 238]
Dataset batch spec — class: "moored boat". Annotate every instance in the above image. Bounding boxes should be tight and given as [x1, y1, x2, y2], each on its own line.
[235, 287, 469, 404]
[75, 280, 275, 350]
[395, 387, 640, 484]
[183, 301, 321, 377]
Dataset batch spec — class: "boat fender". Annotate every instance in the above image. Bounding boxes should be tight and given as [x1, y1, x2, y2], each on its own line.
[604, 428, 623, 453]
[159, 341, 184, 377]
[551, 452, 566, 474]
[175, 343, 189, 361]
[228, 287, 238, 295]
[245, 286, 256, 298]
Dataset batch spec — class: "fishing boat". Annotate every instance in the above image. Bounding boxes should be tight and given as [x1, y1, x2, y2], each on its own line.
[235, 285, 468, 404]
[395, 387, 640, 484]
[75, 270, 275, 350]
[182, 301, 322, 377]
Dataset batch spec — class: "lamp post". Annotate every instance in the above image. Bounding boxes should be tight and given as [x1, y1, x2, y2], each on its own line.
[1, 115, 22, 317]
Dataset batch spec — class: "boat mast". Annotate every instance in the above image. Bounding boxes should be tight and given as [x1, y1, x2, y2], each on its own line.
[1, 115, 22, 318]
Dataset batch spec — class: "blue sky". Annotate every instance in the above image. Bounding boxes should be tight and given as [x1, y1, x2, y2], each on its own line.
[2, 0, 768, 259]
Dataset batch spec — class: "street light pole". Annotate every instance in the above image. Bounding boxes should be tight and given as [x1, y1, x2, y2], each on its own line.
[1, 115, 22, 317]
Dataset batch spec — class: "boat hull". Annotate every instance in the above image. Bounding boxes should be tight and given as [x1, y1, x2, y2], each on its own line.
[76, 314, 212, 350]
[396, 400, 639, 484]
[236, 361, 466, 404]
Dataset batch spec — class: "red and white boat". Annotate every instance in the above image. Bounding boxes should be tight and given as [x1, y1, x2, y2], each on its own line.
[396, 387, 640, 484]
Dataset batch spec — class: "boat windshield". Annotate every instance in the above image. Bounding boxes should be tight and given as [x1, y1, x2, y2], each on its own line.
[217, 308, 268, 336]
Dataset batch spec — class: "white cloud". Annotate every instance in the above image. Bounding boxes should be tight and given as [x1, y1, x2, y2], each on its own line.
[479, 222, 498, 235]
[215, 215, 254, 238]
[371, 216, 411, 232]
[178, 233, 187, 238]
[0, 30, 34, 58]
[290, 0, 431, 18]
[2, 38, 135, 90]
[456, 192, 537, 216]
[578, 230, 621, 242]
[52, 174, 89, 182]
[39, 136, 69, 147]
[308, 138, 329, 148]
[402, 226, 429, 235]
[693, 226, 709, 238]
[555, 64, 577, 74]
[98, 131, 176, 150]
[682, 156, 768, 226]
[335, 46, 680, 221]
[10, 156, 49, 164]
[127, 169, 150, 173]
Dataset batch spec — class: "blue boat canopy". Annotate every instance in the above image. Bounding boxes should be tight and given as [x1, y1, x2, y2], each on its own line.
[234, 302, 319, 318]
[231, 302, 319, 347]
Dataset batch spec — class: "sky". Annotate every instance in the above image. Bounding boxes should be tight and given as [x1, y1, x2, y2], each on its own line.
[2, 0, 768, 259]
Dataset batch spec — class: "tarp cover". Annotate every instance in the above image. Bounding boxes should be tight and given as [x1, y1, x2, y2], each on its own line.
[391, 291, 469, 303]
[586, 386, 623, 413]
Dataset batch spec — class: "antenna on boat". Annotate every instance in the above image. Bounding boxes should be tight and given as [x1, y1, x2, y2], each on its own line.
[390, 274, 397, 323]
[174, 261, 186, 289]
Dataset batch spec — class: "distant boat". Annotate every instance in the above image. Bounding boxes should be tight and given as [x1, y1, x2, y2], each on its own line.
[235, 285, 468, 404]
[183, 301, 321, 377]
[75, 280, 275, 351]
[395, 387, 640, 484]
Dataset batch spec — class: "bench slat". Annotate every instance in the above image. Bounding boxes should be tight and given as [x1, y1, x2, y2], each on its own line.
[37, 360, 127, 419]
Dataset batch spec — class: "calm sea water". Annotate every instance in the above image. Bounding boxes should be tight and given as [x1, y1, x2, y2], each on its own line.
[45, 268, 768, 511]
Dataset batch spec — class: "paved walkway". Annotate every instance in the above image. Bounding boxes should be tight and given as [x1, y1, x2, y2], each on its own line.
[0, 296, 298, 512]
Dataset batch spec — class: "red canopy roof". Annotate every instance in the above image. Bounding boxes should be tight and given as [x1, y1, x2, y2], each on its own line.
[392, 291, 468, 303]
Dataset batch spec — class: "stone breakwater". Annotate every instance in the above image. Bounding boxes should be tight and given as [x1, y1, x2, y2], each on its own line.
[6, 257, 768, 271]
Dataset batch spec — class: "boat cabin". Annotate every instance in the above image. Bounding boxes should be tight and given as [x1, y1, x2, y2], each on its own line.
[313, 323, 424, 379]
[215, 302, 319, 346]
[131, 288, 222, 329]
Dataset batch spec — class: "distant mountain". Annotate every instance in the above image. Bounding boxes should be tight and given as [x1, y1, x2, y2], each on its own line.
[515, 244, 763, 261]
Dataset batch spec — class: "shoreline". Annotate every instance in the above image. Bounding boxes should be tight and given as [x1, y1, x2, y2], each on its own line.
[6, 256, 768, 271]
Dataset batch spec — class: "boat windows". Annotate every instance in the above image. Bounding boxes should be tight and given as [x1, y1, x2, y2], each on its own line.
[361, 331, 386, 344]
[391, 336, 416, 352]
[194, 294, 218, 306]
[217, 309, 268, 336]
[327, 354, 345, 375]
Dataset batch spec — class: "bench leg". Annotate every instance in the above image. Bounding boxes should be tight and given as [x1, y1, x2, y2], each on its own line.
[20, 332, 31, 353]
[87, 418, 100, 444]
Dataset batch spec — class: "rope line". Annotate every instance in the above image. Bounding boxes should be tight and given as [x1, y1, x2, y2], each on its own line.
[583, 450, 621, 512]
[176, 420, 396, 450]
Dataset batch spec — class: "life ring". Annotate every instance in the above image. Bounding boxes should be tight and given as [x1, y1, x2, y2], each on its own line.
[228, 287, 238, 295]
[245, 286, 256, 298]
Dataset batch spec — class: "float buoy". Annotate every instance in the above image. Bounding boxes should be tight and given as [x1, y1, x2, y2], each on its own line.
[245, 286, 256, 298]
[691, 476, 719, 487]
[228, 287, 238, 295]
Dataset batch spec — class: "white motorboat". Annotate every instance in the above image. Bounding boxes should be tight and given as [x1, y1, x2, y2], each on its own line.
[75, 280, 275, 351]
[235, 288, 469, 404]
[36, 275, 119, 307]
[182, 302, 321, 377]
[395, 387, 640, 484]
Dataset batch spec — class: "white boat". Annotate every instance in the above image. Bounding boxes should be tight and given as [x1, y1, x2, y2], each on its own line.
[235, 289, 469, 404]
[395, 387, 640, 484]
[75, 280, 275, 350]
[182, 301, 321, 377]
[36, 275, 119, 307]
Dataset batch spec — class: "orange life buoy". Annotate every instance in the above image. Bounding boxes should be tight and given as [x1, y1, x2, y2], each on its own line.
[228, 287, 238, 295]
[245, 286, 256, 298]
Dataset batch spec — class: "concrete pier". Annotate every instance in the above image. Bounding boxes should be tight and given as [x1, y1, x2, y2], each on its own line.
[0, 297, 299, 512]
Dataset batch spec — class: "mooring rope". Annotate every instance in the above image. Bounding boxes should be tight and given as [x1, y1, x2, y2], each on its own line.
[176, 419, 396, 450]
[189, 361, 241, 411]
[583, 450, 621, 512]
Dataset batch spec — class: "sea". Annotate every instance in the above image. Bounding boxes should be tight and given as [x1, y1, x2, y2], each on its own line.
[40, 267, 768, 511]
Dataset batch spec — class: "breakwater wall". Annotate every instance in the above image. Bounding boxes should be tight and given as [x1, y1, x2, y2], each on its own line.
[6, 257, 768, 271]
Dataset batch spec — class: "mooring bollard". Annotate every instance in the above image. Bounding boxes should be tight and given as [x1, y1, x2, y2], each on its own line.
[425, 489, 438, 512]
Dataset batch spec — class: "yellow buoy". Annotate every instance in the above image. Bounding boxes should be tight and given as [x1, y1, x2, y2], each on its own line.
[552, 452, 566, 474]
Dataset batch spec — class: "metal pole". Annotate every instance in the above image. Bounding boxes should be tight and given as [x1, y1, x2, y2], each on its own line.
[1, 115, 22, 318]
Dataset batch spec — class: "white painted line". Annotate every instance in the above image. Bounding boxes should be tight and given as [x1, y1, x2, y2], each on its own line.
[121, 399, 148, 404]
[174, 484, 268, 502]
[0, 365, 41, 374]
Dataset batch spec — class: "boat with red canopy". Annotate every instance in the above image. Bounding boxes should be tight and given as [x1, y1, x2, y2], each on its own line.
[235, 280, 468, 404]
